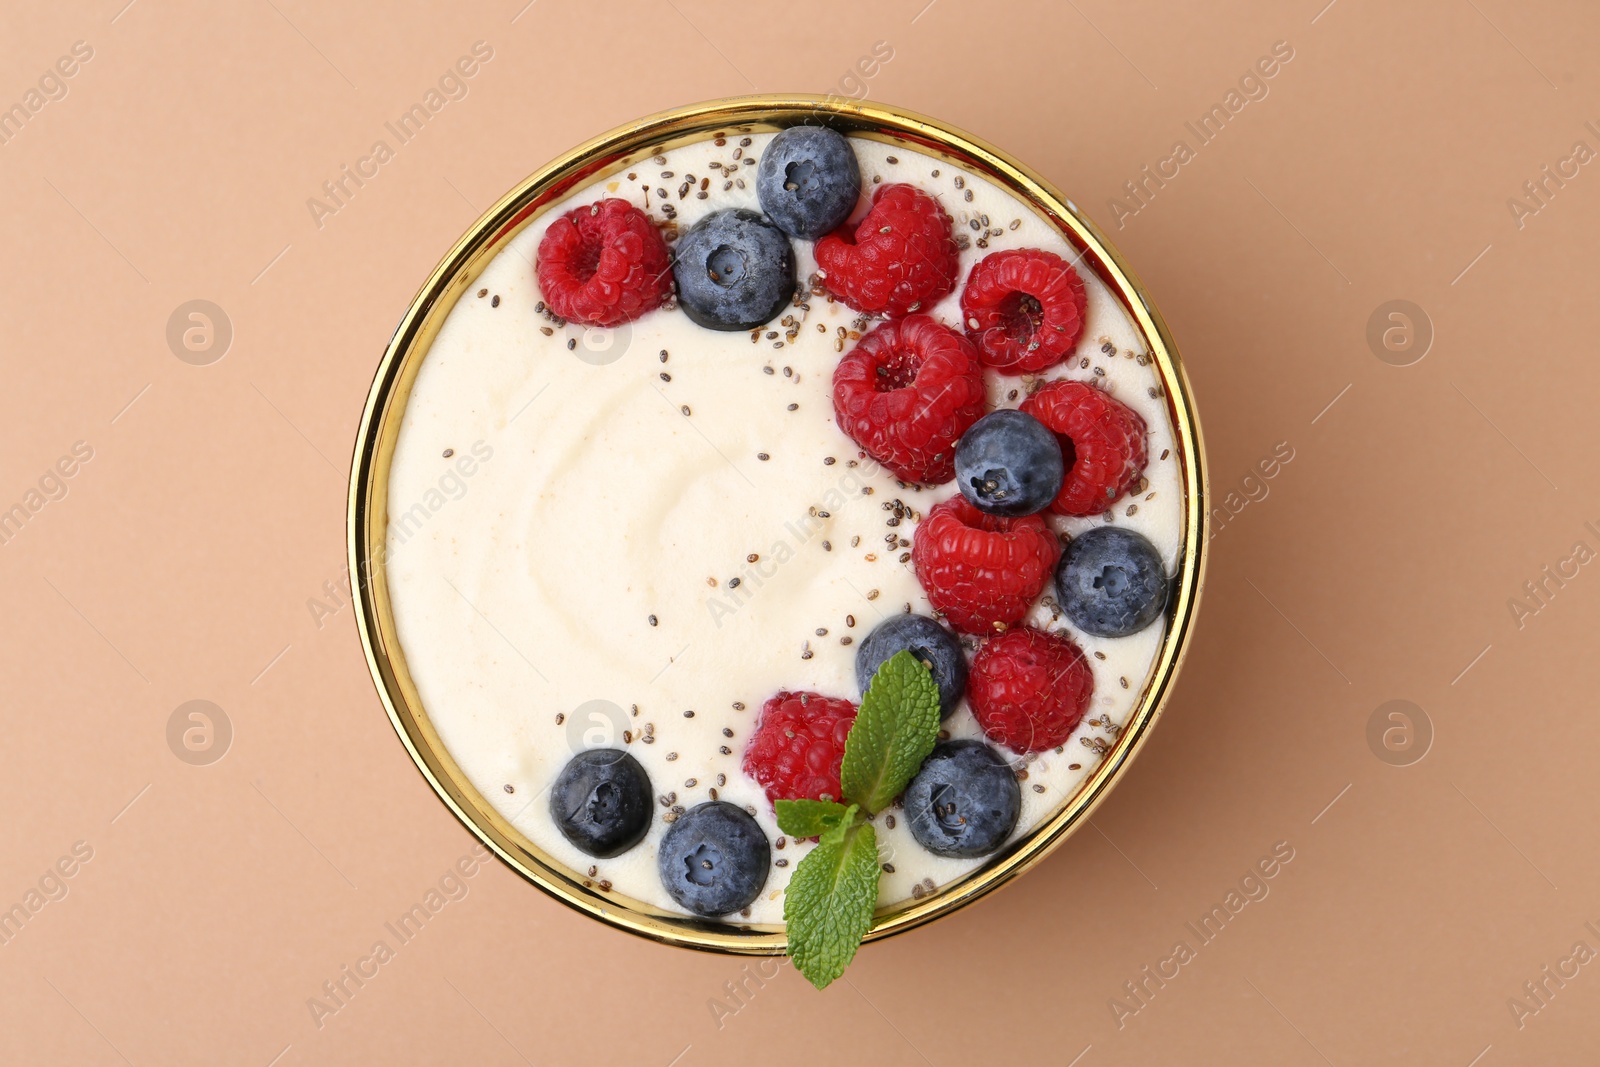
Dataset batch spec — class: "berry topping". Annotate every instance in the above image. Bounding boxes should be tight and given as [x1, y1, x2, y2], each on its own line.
[535, 198, 672, 328]
[1056, 526, 1169, 638]
[954, 409, 1065, 517]
[967, 627, 1093, 753]
[854, 614, 968, 721]
[756, 126, 861, 240]
[910, 495, 1060, 635]
[548, 749, 653, 858]
[960, 248, 1088, 373]
[831, 315, 986, 484]
[672, 209, 796, 330]
[743, 691, 858, 805]
[815, 183, 960, 318]
[902, 740, 1021, 858]
[1020, 380, 1148, 516]
[658, 801, 771, 916]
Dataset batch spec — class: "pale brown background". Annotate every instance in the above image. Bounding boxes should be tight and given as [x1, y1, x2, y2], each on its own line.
[2, 0, 1595, 1063]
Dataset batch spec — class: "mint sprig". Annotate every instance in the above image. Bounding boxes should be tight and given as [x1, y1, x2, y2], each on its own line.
[778, 650, 942, 990]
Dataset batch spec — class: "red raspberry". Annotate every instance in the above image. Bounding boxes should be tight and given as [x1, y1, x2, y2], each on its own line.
[535, 198, 672, 327]
[815, 183, 960, 318]
[742, 692, 858, 805]
[910, 496, 1060, 634]
[1021, 380, 1148, 516]
[968, 628, 1094, 753]
[960, 249, 1088, 373]
[832, 315, 986, 484]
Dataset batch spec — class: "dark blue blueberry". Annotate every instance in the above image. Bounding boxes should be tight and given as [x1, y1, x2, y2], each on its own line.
[954, 409, 1065, 516]
[1056, 526, 1169, 638]
[855, 613, 968, 721]
[657, 801, 770, 916]
[672, 209, 795, 330]
[755, 126, 861, 239]
[548, 749, 652, 858]
[903, 740, 1020, 859]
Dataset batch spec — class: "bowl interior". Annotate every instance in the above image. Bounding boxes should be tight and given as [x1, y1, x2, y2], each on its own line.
[348, 94, 1206, 955]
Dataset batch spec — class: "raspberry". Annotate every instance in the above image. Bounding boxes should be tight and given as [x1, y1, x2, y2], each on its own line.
[1021, 380, 1148, 516]
[910, 496, 1060, 634]
[815, 183, 960, 318]
[960, 249, 1088, 373]
[742, 692, 857, 805]
[832, 315, 986, 484]
[968, 628, 1094, 753]
[535, 198, 672, 327]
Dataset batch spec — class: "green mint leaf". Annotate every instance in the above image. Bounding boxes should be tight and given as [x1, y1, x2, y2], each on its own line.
[775, 798, 852, 839]
[840, 649, 941, 814]
[784, 815, 879, 990]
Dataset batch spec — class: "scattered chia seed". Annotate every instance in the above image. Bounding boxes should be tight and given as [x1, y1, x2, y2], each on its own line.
[681, 405, 691, 416]
[757, 452, 769, 461]
[503, 784, 514, 794]
[660, 372, 671, 382]
[683, 710, 695, 718]
[491, 295, 501, 307]
[846, 614, 856, 627]
[775, 858, 788, 867]
[763, 365, 774, 375]
[555, 712, 565, 725]
[567, 338, 576, 351]
[787, 403, 798, 411]
[728, 577, 740, 588]
[884, 814, 895, 829]
[442, 448, 454, 458]
[477, 288, 488, 298]
[666, 752, 678, 761]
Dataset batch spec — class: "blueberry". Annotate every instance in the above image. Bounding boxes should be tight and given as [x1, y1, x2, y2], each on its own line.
[903, 740, 1020, 859]
[672, 209, 795, 330]
[657, 801, 770, 916]
[1056, 526, 1169, 638]
[855, 614, 968, 721]
[548, 749, 652, 858]
[954, 409, 1065, 516]
[756, 126, 861, 240]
